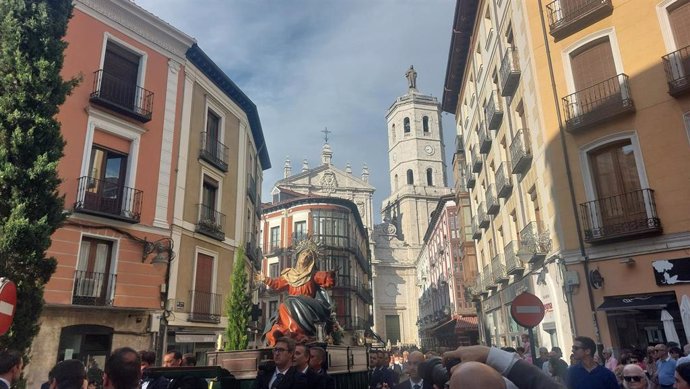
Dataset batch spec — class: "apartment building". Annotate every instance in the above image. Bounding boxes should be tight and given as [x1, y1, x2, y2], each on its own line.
[443, 0, 574, 350]
[521, 0, 690, 349]
[259, 193, 373, 342]
[30, 0, 194, 385]
[416, 194, 478, 350]
[163, 44, 269, 361]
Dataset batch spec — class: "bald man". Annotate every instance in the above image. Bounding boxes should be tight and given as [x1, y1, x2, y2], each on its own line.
[621, 364, 650, 389]
[394, 351, 430, 389]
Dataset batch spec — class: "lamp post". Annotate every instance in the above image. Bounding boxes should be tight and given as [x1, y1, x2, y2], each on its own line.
[142, 238, 175, 365]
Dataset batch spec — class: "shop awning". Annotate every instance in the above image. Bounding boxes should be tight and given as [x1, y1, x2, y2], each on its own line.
[455, 316, 479, 331]
[430, 318, 456, 334]
[597, 294, 677, 312]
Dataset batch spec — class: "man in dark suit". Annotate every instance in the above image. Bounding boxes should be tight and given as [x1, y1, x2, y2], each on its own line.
[252, 337, 307, 389]
[293, 344, 324, 389]
[139, 350, 169, 389]
[394, 351, 430, 389]
[103, 347, 141, 389]
[50, 359, 87, 389]
[308, 346, 335, 389]
[0, 350, 22, 389]
[370, 350, 398, 389]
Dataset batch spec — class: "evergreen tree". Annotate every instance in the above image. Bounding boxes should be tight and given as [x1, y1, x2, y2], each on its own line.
[225, 247, 251, 350]
[0, 0, 78, 354]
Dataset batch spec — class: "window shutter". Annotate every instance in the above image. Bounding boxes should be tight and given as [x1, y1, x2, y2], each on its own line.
[570, 38, 617, 91]
[195, 253, 214, 293]
[669, 1, 690, 49]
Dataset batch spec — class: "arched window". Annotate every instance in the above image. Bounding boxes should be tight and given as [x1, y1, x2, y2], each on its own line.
[404, 117, 411, 133]
[407, 169, 414, 185]
[391, 124, 396, 142]
[426, 168, 433, 186]
[423, 116, 429, 133]
[394, 174, 399, 190]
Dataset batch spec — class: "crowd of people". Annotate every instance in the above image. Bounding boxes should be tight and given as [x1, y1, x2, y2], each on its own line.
[3, 336, 690, 389]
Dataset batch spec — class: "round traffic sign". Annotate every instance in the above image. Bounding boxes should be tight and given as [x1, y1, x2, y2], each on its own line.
[510, 292, 545, 328]
[0, 278, 17, 336]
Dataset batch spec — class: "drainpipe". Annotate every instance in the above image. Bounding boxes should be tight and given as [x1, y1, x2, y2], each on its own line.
[536, 0, 601, 343]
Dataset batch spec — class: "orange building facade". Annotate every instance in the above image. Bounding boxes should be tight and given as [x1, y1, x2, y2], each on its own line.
[27, 0, 194, 386]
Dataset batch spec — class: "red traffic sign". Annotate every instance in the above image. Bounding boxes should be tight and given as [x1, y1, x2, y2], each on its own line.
[0, 278, 17, 336]
[510, 292, 545, 328]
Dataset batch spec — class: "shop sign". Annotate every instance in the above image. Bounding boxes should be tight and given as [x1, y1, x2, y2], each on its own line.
[175, 333, 217, 343]
[652, 258, 690, 286]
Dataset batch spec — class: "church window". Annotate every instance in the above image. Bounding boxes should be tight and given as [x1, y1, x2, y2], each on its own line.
[407, 169, 414, 185]
[426, 168, 433, 186]
[394, 174, 399, 190]
[391, 124, 396, 141]
[423, 116, 429, 133]
[404, 117, 411, 133]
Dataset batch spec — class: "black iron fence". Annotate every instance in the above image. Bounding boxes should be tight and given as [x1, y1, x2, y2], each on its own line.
[74, 176, 142, 222]
[562, 73, 634, 132]
[662, 45, 690, 96]
[196, 203, 225, 240]
[72, 270, 116, 306]
[189, 290, 222, 323]
[200, 132, 229, 171]
[90, 69, 153, 122]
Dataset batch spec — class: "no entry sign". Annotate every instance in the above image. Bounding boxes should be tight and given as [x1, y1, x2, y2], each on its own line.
[510, 292, 545, 328]
[0, 278, 17, 336]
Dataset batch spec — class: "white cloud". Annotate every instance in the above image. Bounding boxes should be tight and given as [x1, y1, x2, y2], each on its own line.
[136, 0, 457, 220]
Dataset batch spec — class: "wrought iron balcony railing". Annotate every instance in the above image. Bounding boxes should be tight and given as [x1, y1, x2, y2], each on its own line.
[472, 148, 483, 173]
[495, 163, 513, 199]
[247, 174, 257, 204]
[478, 124, 492, 154]
[500, 47, 521, 97]
[486, 184, 499, 215]
[189, 290, 222, 323]
[580, 188, 661, 244]
[90, 69, 153, 122]
[482, 264, 494, 291]
[519, 222, 552, 263]
[466, 173, 476, 190]
[74, 176, 142, 223]
[478, 202, 490, 229]
[510, 129, 532, 175]
[72, 270, 116, 306]
[504, 240, 524, 276]
[196, 203, 225, 240]
[491, 254, 508, 284]
[662, 45, 690, 97]
[485, 93, 504, 131]
[200, 131, 229, 172]
[563, 73, 635, 133]
[546, 0, 613, 40]
[472, 219, 482, 240]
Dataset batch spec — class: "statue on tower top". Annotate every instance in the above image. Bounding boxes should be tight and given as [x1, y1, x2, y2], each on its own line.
[405, 65, 417, 91]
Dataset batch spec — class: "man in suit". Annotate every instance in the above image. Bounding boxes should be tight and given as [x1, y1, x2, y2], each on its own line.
[394, 351, 430, 389]
[252, 337, 307, 389]
[309, 347, 335, 389]
[50, 359, 87, 389]
[370, 350, 398, 389]
[293, 343, 324, 389]
[162, 351, 182, 367]
[139, 351, 169, 389]
[103, 347, 141, 389]
[0, 350, 22, 389]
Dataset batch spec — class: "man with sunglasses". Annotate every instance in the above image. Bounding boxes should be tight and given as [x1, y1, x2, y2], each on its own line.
[620, 364, 650, 389]
[654, 343, 676, 389]
[566, 336, 618, 389]
[252, 337, 307, 389]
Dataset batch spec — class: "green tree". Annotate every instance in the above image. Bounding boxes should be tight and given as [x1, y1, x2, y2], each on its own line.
[0, 0, 78, 354]
[225, 246, 251, 350]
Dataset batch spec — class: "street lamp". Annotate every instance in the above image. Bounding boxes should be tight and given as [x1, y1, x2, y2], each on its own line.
[141, 238, 175, 365]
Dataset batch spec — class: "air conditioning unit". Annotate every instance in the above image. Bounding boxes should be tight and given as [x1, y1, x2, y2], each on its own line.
[565, 270, 580, 287]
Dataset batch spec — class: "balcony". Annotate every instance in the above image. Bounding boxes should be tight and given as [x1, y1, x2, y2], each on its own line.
[519, 222, 552, 263]
[200, 132, 229, 172]
[478, 124, 492, 154]
[478, 203, 490, 229]
[563, 73, 635, 133]
[466, 173, 476, 190]
[580, 188, 661, 244]
[90, 69, 153, 122]
[662, 45, 690, 97]
[503, 241, 524, 276]
[546, 0, 613, 40]
[472, 148, 483, 173]
[188, 290, 222, 323]
[483, 265, 496, 291]
[72, 271, 115, 306]
[245, 239, 263, 269]
[500, 47, 521, 97]
[491, 254, 509, 284]
[486, 184, 499, 215]
[74, 176, 142, 223]
[509, 129, 532, 175]
[356, 284, 374, 304]
[196, 204, 225, 241]
[485, 93, 504, 131]
[247, 174, 257, 204]
[495, 163, 513, 199]
[472, 219, 482, 240]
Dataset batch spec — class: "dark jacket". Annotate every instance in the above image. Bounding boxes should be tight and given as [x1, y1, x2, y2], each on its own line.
[507, 359, 566, 389]
[393, 379, 432, 389]
[251, 366, 307, 389]
[316, 370, 335, 389]
[369, 367, 397, 389]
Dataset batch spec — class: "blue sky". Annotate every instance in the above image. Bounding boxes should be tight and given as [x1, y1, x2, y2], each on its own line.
[136, 0, 457, 223]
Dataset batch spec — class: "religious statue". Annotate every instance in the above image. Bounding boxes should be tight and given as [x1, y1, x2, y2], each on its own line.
[255, 237, 335, 346]
[405, 65, 417, 90]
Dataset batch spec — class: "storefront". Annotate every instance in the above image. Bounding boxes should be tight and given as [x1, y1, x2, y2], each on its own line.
[166, 330, 220, 366]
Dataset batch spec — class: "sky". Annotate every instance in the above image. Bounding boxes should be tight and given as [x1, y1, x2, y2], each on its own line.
[136, 0, 458, 223]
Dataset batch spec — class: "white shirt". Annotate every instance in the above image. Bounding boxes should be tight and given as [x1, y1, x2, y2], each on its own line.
[0, 378, 10, 389]
[408, 378, 424, 389]
[677, 355, 690, 365]
[268, 367, 290, 388]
